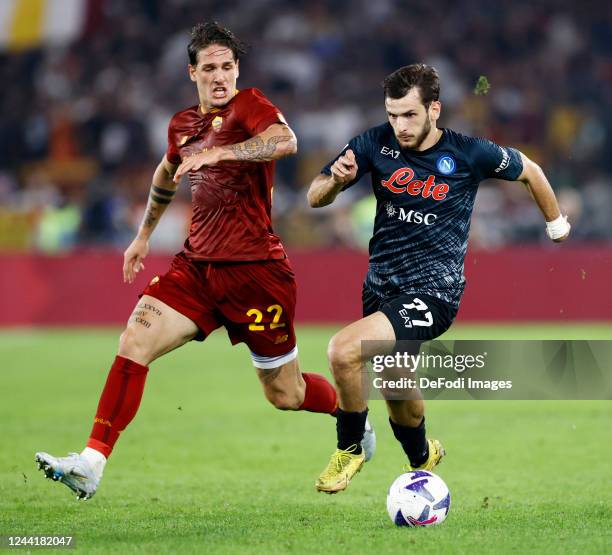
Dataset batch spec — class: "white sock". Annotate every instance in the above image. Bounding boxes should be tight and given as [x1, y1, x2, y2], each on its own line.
[80, 447, 107, 480]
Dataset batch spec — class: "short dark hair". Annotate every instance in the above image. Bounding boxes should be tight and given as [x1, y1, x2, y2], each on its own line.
[188, 21, 248, 66]
[382, 64, 440, 107]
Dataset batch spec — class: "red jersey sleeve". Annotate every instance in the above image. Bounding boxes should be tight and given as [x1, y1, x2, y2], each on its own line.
[237, 88, 287, 136]
[166, 116, 182, 165]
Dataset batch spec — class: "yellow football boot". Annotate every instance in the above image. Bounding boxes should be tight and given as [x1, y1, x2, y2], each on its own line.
[315, 444, 365, 494]
[402, 439, 445, 472]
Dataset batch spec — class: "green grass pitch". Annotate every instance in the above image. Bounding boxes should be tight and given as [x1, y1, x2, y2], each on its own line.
[1, 324, 611, 554]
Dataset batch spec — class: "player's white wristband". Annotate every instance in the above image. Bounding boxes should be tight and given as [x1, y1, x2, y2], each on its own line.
[545, 214, 570, 240]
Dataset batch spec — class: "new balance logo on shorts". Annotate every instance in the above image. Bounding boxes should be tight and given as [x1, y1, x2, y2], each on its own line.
[398, 298, 433, 328]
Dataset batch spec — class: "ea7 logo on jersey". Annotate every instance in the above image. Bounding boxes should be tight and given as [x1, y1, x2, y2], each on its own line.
[399, 298, 433, 328]
[382, 167, 450, 200]
[381, 146, 400, 159]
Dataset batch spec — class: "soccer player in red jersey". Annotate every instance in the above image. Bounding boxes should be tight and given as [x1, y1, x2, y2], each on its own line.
[34, 21, 374, 500]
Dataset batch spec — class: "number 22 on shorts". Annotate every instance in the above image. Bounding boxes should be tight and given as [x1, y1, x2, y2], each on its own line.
[246, 304, 286, 331]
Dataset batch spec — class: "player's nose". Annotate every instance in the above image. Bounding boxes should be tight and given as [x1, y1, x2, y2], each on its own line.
[395, 118, 409, 133]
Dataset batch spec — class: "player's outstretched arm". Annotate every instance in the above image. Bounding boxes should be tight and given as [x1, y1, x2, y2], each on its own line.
[308, 149, 358, 207]
[517, 152, 571, 243]
[123, 155, 179, 283]
[172, 123, 297, 182]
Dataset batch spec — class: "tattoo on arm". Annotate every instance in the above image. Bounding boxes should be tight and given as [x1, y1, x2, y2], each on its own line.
[143, 185, 176, 228]
[151, 185, 176, 204]
[223, 135, 293, 161]
[143, 204, 160, 228]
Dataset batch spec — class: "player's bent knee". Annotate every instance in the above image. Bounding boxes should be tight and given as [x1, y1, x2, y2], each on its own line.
[118, 325, 154, 366]
[327, 334, 361, 375]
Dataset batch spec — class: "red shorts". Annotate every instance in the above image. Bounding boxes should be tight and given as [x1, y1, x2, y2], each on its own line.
[141, 253, 297, 358]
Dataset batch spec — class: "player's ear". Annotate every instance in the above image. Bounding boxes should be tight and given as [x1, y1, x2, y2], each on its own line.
[429, 100, 441, 122]
[235, 59, 239, 80]
[188, 64, 197, 82]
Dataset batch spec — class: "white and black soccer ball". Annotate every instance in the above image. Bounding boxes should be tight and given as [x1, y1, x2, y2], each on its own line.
[386, 470, 451, 527]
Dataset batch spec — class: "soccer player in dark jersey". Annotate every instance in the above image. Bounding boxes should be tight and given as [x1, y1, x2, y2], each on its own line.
[308, 63, 571, 493]
[34, 21, 374, 500]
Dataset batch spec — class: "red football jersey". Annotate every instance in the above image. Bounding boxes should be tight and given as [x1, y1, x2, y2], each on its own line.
[166, 88, 287, 261]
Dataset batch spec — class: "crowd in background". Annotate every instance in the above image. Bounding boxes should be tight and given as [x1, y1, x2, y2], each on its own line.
[1, 0, 610, 253]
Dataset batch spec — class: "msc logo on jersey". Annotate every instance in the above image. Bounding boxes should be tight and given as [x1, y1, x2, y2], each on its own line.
[436, 155, 456, 175]
[385, 202, 437, 226]
[381, 167, 449, 200]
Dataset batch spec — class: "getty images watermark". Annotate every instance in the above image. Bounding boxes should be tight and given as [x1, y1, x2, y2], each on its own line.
[370, 349, 511, 392]
[361, 340, 612, 400]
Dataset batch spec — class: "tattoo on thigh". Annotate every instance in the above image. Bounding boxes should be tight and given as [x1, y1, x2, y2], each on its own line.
[128, 302, 162, 328]
[137, 302, 162, 316]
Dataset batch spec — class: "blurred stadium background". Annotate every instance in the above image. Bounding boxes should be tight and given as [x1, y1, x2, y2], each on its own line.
[0, 0, 611, 324]
[2, 3, 611, 552]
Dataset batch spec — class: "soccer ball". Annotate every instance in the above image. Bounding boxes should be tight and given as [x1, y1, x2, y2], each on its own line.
[386, 470, 451, 527]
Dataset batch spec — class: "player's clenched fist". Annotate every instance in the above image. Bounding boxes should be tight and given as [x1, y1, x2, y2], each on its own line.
[330, 149, 358, 186]
[545, 214, 571, 243]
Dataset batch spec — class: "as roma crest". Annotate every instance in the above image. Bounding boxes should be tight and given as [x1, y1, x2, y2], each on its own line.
[212, 116, 223, 132]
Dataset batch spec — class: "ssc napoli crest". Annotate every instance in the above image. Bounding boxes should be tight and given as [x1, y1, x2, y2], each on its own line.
[436, 155, 456, 175]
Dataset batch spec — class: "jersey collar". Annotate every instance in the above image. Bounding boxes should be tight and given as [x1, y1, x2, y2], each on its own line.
[198, 89, 240, 116]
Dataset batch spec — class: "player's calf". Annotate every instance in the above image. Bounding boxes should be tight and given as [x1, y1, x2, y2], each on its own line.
[256, 356, 305, 410]
[256, 356, 338, 415]
[263, 387, 304, 410]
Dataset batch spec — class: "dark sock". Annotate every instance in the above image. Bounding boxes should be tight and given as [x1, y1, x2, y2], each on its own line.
[389, 416, 429, 467]
[336, 408, 368, 453]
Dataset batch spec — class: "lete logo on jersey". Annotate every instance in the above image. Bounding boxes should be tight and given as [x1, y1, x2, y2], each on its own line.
[381, 167, 449, 200]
